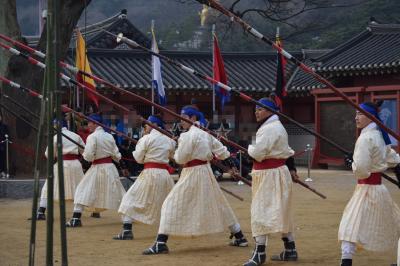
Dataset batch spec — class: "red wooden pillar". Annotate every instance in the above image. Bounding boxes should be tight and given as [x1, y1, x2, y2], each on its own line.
[312, 92, 320, 167]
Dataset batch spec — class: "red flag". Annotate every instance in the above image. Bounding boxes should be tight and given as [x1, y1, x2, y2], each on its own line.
[213, 33, 230, 110]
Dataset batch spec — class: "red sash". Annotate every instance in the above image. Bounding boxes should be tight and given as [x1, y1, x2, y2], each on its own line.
[183, 159, 208, 168]
[357, 172, 382, 185]
[253, 158, 286, 170]
[62, 154, 80, 160]
[144, 162, 175, 174]
[93, 157, 112, 165]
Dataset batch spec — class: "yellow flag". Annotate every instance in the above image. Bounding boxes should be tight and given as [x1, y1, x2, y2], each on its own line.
[75, 29, 98, 107]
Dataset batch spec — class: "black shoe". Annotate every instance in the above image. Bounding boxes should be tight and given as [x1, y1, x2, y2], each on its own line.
[390, 264, 397, 266]
[142, 242, 169, 255]
[91, 212, 101, 218]
[66, 218, 82, 227]
[341, 259, 352, 266]
[243, 246, 266, 266]
[229, 231, 249, 247]
[230, 237, 249, 247]
[37, 212, 46, 220]
[271, 249, 298, 261]
[271, 250, 298, 261]
[113, 230, 133, 240]
[271, 238, 298, 261]
[27, 212, 46, 221]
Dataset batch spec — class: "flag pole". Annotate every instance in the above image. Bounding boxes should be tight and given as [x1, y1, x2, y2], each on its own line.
[74, 29, 80, 110]
[151, 20, 155, 115]
[211, 24, 217, 123]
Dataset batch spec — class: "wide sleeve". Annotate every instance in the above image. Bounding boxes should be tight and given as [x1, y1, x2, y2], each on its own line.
[132, 136, 148, 164]
[78, 136, 85, 154]
[248, 126, 275, 162]
[211, 136, 230, 160]
[173, 133, 193, 165]
[168, 139, 176, 160]
[82, 134, 96, 162]
[386, 146, 400, 168]
[111, 138, 121, 162]
[352, 136, 373, 179]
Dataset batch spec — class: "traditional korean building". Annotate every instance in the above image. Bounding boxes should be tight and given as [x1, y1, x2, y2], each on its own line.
[26, 10, 400, 167]
[289, 22, 400, 166]
[42, 10, 317, 163]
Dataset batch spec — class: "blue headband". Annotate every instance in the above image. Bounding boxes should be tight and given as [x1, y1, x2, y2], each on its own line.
[181, 106, 207, 127]
[53, 119, 68, 128]
[256, 98, 279, 111]
[88, 114, 102, 124]
[147, 115, 165, 129]
[360, 103, 391, 145]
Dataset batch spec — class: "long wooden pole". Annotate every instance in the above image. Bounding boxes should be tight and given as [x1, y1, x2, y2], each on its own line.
[195, 0, 400, 143]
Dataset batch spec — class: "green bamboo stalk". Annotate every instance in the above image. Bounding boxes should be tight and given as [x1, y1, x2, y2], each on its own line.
[28, 76, 48, 266]
[45, 0, 56, 264]
[54, 0, 68, 262]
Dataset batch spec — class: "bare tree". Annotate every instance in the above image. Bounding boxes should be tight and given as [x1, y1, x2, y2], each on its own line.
[0, 0, 91, 175]
[180, 0, 364, 44]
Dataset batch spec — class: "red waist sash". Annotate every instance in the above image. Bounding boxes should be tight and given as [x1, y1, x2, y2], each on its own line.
[62, 154, 80, 160]
[93, 157, 112, 165]
[357, 172, 381, 185]
[144, 162, 175, 174]
[253, 158, 286, 170]
[183, 159, 208, 168]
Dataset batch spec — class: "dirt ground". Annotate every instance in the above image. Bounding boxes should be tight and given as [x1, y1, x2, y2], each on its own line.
[1, 168, 399, 266]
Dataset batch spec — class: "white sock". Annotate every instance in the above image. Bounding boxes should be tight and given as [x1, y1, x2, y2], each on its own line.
[122, 215, 133, 224]
[228, 223, 241, 234]
[341, 241, 355, 260]
[39, 198, 47, 209]
[282, 232, 295, 242]
[255, 235, 268, 246]
[73, 203, 84, 213]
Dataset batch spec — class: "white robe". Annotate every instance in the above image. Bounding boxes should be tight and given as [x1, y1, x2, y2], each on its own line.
[248, 115, 295, 237]
[338, 122, 400, 252]
[74, 126, 126, 211]
[40, 127, 85, 201]
[118, 129, 176, 224]
[158, 124, 239, 236]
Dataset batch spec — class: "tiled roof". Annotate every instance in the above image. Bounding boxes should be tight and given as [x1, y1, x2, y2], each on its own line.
[316, 23, 400, 73]
[26, 10, 151, 50]
[64, 49, 305, 94]
[290, 23, 400, 91]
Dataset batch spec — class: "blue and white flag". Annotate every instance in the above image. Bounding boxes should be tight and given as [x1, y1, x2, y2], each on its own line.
[151, 30, 166, 105]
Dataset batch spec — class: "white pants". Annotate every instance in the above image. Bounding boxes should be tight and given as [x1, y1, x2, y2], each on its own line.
[341, 241, 356, 260]
[39, 198, 47, 209]
[398, 238, 400, 265]
[73, 203, 85, 213]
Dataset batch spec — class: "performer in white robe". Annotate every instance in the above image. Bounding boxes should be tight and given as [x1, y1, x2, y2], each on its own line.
[37, 119, 85, 220]
[243, 97, 299, 266]
[143, 105, 248, 255]
[67, 114, 126, 227]
[113, 115, 176, 240]
[338, 102, 400, 266]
